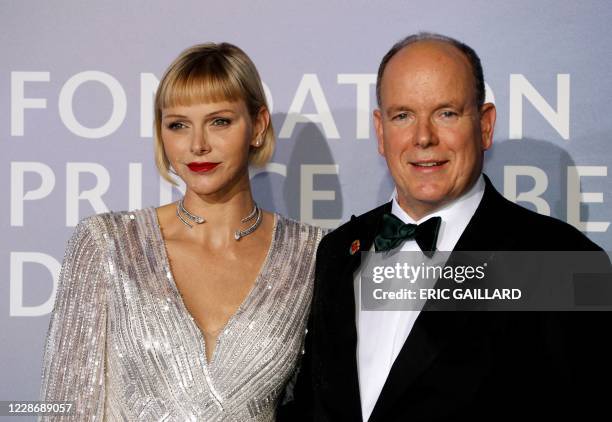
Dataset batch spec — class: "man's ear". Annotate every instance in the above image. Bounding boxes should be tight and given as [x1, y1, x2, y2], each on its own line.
[373, 109, 385, 156]
[479, 103, 496, 151]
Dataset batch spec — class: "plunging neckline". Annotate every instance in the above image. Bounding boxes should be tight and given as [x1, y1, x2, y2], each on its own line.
[149, 206, 280, 367]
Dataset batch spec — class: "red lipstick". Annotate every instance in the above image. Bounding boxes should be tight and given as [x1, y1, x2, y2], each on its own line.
[187, 162, 220, 172]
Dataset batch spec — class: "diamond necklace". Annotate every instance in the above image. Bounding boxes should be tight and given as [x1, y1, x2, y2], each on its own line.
[176, 199, 262, 240]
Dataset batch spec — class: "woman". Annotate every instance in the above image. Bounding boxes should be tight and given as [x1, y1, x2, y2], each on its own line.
[40, 43, 324, 421]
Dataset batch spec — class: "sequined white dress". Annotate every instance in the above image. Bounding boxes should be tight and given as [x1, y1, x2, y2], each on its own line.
[40, 208, 324, 421]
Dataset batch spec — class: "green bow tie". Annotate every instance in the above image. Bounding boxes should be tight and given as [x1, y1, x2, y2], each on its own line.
[374, 214, 441, 257]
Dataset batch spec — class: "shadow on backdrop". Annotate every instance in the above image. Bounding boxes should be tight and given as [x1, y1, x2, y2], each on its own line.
[250, 113, 341, 225]
[284, 120, 341, 223]
[485, 137, 583, 223]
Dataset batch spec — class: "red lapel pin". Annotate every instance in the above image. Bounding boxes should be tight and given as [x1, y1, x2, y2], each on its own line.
[349, 239, 360, 255]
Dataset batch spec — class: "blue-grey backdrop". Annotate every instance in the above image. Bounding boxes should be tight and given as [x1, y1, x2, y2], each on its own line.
[2, 1, 610, 416]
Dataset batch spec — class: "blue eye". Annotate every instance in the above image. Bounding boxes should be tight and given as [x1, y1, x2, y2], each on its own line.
[439, 110, 458, 119]
[167, 122, 187, 130]
[212, 118, 231, 126]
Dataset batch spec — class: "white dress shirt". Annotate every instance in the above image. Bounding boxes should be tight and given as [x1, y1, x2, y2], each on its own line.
[354, 175, 485, 421]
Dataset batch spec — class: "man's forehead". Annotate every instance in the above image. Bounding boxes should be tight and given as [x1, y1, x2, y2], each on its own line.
[383, 46, 473, 93]
[391, 39, 472, 72]
[379, 40, 477, 107]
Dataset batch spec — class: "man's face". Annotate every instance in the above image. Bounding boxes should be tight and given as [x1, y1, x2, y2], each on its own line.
[374, 40, 496, 220]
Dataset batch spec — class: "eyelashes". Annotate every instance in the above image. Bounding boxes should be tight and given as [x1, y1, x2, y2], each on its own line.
[165, 118, 232, 131]
[167, 122, 187, 130]
[438, 110, 458, 119]
[388, 109, 461, 126]
[211, 117, 231, 126]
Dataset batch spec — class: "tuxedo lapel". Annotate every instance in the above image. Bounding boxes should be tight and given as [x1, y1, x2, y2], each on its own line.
[453, 175, 505, 252]
[335, 202, 391, 301]
[322, 202, 391, 420]
[368, 301, 471, 421]
[368, 177, 501, 422]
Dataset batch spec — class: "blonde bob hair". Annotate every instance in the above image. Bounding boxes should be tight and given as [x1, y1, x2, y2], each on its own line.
[154, 42, 275, 185]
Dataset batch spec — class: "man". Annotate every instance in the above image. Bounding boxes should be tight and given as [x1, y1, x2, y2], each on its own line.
[286, 33, 611, 421]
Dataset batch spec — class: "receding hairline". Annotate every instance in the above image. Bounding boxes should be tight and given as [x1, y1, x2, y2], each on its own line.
[376, 33, 485, 108]
[395, 39, 474, 65]
[382, 39, 477, 90]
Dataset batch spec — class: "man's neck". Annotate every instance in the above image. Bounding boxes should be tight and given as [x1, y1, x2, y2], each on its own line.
[394, 175, 485, 223]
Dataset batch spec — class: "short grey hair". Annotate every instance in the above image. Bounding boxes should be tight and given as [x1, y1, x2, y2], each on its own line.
[376, 32, 485, 108]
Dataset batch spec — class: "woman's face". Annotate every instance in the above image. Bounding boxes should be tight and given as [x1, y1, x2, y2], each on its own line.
[161, 99, 262, 198]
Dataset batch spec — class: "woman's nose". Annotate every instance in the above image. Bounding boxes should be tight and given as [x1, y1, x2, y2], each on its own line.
[190, 129, 209, 154]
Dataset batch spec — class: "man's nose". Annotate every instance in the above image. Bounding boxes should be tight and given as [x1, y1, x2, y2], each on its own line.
[190, 128, 210, 154]
[414, 117, 437, 148]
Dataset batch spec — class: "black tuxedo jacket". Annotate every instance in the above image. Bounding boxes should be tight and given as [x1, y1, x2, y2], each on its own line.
[283, 175, 611, 422]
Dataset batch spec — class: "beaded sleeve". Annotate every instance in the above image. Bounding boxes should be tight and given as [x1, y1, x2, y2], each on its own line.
[40, 217, 108, 421]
